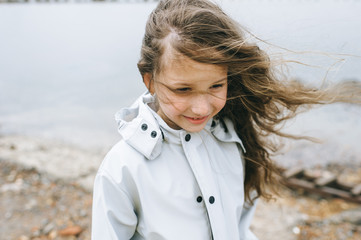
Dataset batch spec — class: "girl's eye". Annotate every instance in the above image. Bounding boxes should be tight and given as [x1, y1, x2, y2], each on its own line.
[175, 87, 191, 92]
[211, 84, 224, 89]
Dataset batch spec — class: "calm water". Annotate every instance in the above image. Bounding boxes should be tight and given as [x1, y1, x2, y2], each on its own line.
[0, 1, 360, 166]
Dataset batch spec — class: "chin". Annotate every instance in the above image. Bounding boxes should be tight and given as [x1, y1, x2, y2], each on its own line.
[182, 124, 207, 133]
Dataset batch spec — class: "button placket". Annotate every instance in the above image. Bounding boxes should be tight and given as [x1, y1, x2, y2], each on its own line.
[182, 131, 227, 239]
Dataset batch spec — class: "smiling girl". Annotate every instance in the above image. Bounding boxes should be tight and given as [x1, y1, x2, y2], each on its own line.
[92, 0, 361, 239]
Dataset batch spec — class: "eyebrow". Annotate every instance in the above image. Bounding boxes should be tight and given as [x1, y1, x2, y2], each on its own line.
[213, 77, 228, 83]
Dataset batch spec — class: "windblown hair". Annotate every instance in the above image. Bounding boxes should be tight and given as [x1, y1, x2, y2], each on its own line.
[137, 0, 361, 203]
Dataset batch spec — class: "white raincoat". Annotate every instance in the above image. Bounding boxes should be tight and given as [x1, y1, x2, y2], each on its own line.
[92, 92, 258, 240]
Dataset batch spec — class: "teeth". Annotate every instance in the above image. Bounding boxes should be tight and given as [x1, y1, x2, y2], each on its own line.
[186, 116, 207, 120]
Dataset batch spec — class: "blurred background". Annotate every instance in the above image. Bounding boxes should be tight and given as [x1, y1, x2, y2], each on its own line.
[0, 0, 361, 239]
[1, 0, 360, 165]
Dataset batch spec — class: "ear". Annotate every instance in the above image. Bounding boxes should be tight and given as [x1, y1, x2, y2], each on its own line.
[143, 73, 154, 94]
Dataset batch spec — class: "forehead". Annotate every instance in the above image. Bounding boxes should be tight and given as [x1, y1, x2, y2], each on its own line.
[158, 49, 227, 84]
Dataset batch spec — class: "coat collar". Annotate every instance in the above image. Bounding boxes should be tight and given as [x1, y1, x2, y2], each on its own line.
[115, 92, 246, 160]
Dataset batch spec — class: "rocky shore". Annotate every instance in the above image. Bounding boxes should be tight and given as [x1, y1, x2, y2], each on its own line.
[0, 135, 360, 240]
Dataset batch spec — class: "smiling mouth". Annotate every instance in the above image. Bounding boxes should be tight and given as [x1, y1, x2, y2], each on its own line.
[184, 115, 209, 124]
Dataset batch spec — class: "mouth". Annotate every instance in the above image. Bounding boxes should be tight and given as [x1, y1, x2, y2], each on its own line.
[184, 115, 209, 124]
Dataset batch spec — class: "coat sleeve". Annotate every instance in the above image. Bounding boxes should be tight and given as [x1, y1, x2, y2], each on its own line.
[92, 169, 138, 240]
[238, 197, 259, 240]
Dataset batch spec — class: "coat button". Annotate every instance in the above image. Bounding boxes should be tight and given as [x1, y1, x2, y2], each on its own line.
[141, 123, 148, 131]
[196, 196, 203, 203]
[209, 196, 215, 204]
[151, 131, 157, 138]
[185, 134, 191, 142]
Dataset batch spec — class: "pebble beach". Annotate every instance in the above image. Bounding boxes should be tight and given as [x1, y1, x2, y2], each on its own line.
[1, 133, 361, 240]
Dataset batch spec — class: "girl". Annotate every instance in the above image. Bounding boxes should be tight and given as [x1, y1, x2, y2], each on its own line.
[92, 0, 361, 239]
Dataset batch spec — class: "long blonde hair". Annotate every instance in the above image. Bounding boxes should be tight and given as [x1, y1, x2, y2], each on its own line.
[137, 0, 361, 203]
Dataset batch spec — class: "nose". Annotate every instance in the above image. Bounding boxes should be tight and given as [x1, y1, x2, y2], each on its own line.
[190, 94, 211, 116]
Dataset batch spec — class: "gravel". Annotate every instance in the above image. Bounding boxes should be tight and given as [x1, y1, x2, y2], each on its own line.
[0, 135, 360, 240]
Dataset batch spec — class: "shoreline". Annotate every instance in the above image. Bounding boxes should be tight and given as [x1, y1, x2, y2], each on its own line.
[1, 130, 360, 191]
[0, 134, 107, 192]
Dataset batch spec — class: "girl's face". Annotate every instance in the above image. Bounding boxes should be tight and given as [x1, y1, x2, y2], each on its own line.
[145, 53, 228, 132]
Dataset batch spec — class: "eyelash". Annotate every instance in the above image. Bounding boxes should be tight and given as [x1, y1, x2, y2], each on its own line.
[175, 87, 191, 92]
[174, 84, 224, 93]
[211, 84, 224, 89]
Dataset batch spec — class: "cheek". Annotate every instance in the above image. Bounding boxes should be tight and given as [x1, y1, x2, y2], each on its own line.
[159, 97, 188, 116]
[214, 98, 227, 112]
[214, 89, 227, 111]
